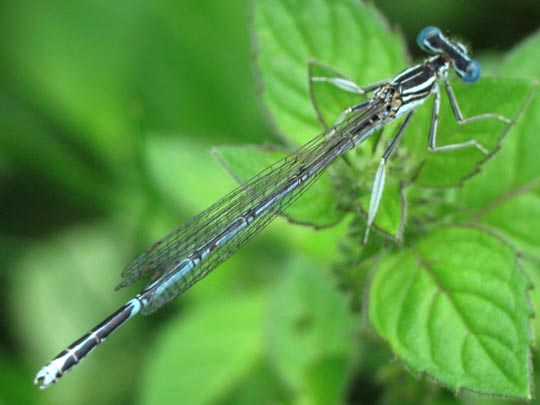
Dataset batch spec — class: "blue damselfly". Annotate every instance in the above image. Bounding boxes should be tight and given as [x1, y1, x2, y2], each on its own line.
[35, 26, 510, 389]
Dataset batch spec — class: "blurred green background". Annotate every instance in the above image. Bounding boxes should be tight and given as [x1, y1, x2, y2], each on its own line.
[0, 0, 539, 404]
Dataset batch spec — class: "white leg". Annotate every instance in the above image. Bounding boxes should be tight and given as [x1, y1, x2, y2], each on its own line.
[310, 76, 388, 95]
[364, 157, 386, 244]
[364, 112, 415, 243]
[335, 100, 370, 125]
[428, 83, 491, 154]
[444, 78, 511, 125]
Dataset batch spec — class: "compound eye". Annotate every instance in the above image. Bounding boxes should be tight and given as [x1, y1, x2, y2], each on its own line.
[460, 59, 481, 83]
[416, 26, 442, 52]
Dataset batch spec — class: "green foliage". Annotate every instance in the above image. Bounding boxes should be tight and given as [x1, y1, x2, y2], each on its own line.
[2, 0, 540, 404]
[370, 227, 533, 397]
[140, 292, 268, 404]
[265, 259, 357, 400]
[217, 0, 539, 401]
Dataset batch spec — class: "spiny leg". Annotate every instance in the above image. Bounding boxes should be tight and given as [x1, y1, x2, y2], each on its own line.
[428, 82, 498, 154]
[335, 100, 370, 126]
[364, 111, 415, 244]
[310, 76, 388, 95]
[310, 76, 390, 126]
[444, 78, 512, 125]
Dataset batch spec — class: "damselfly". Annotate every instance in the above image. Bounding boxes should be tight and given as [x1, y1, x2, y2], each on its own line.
[35, 26, 510, 389]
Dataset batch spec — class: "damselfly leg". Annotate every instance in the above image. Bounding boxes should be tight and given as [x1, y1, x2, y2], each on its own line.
[364, 111, 415, 242]
[311, 76, 389, 95]
[310, 75, 389, 125]
[313, 68, 512, 242]
[427, 79, 511, 154]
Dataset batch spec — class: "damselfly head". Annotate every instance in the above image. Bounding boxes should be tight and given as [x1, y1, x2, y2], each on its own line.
[416, 26, 481, 84]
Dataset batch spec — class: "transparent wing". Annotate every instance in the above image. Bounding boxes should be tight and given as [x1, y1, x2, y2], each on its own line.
[118, 102, 383, 313]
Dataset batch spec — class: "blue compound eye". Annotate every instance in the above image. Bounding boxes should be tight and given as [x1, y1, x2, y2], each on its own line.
[416, 26, 442, 51]
[461, 59, 481, 83]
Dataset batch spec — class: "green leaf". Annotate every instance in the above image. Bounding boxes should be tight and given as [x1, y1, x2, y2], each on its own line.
[498, 32, 540, 79]
[460, 33, 540, 205]
[480, 192, 540, 260]
[408, 78, 532, 188]
[253, 0, 405, 145]
[520, 258, 540, 340]
[214, 144, 345, 227]
[369, 227, 533, 399]
[266, 258, 357, 402]
[457, 32, 540, 261]
[140, 292, 266, 405]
